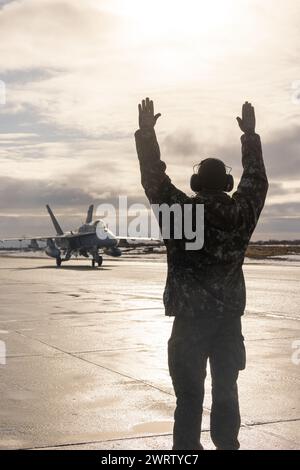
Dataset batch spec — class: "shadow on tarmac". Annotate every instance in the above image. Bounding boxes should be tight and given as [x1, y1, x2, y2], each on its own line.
[14, 265, 112, 271]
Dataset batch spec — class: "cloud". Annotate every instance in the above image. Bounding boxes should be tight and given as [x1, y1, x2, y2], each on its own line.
[0, 176, 92, 211]
[0, 171, 149, 237]
[267, 182, 294, 197]
[253, 216, 300, 241]
[0, 0, 14, 8]
[160, 125, 300, 183]
[0, 0, 299, 239]
[163, 130, 200, 157]
[0, 0, 120, 71]
[264, 127, 300, 180]
[263, 202, 300, 218]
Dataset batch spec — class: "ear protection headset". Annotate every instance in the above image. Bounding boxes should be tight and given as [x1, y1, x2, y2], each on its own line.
[190, 158, 234, 193]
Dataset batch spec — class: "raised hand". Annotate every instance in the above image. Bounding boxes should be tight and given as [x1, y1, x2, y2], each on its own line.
[237, 102, 256, 134]
[138, 97, 161, 130]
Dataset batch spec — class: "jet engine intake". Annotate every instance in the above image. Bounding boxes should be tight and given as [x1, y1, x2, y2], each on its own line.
[45, 239, 61, 259]
[104, 247, 122, 258]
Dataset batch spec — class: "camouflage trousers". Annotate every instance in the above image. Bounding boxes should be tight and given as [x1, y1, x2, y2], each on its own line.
[168, 315, 246, 450]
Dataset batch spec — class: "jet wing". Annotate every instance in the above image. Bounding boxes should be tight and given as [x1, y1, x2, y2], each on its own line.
[116, 236, 161, 242]
[0, 236, 52, 242]
[0, 232, 97, 242]
[116, 236, 162, 248]
[54, 232, 96, 240]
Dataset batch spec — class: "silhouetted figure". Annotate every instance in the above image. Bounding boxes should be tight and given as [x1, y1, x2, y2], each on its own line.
[135, 99, 268, 450]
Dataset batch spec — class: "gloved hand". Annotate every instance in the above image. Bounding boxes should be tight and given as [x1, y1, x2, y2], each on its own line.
[237, 102, 256, 135]
[138, 97, 161, 131]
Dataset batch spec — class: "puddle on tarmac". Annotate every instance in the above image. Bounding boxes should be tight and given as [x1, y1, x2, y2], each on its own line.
[132, 421, 173, 434]
[0, 439, 27, 449]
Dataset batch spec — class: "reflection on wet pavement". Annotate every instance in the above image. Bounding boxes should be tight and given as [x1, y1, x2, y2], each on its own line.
[0, 257, 299, 450]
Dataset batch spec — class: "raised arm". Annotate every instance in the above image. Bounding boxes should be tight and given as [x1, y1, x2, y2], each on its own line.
[233, 102, 269, 236]
[135, 97, 191, 206]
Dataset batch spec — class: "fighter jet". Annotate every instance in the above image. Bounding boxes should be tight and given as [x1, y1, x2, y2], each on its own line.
[1, 205, 131, 267]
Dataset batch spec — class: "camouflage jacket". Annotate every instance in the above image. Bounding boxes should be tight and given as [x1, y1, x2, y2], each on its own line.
[135, 128, 269, 319]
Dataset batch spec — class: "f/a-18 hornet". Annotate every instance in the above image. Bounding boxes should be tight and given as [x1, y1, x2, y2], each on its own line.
[2, 204, 154, 267]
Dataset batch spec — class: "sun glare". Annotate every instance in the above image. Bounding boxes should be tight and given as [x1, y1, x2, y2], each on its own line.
[100, 0, 238, 39]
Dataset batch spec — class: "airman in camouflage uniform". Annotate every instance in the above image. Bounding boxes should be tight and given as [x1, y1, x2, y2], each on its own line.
[135, 99, 268, 450]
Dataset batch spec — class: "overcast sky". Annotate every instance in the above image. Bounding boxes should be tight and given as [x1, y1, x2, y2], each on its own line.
[0, 0, 299, 239]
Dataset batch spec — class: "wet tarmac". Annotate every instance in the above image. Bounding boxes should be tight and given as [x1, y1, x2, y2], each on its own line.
[0, 256, 299, 450]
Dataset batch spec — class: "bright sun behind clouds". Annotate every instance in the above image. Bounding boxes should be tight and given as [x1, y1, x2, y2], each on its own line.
[94, 0, 246, 91]
[99, 0, 239, 40]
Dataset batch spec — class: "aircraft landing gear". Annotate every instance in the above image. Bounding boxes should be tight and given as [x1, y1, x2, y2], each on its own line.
[91, 254, 103, 268]
[64, 250, 72, 261]
[56, 257, 62, 267]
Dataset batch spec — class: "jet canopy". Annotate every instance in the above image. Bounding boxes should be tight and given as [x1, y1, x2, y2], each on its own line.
[78, 219, 108, 234]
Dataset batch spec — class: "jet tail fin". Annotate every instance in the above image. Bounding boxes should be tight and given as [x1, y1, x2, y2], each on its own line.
[85, 204, 94, 224]
[46, 205, 64, 235]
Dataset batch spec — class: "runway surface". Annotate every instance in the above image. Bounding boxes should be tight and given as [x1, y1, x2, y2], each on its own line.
[0, 256, 299, 450]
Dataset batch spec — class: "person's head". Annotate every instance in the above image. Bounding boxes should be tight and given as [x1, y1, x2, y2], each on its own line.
[190, 158, 234, 193]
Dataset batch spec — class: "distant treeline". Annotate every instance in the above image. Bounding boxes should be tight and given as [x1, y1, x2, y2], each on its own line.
[250, 240, 300, 246]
